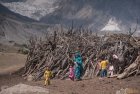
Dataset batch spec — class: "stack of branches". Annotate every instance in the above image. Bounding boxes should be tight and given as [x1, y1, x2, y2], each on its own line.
[22, 28, 140, 80]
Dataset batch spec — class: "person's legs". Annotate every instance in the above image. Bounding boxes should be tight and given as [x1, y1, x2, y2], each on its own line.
[110, 71, 113, 76]
[101, 69, 107, 77]
[99, 69, 101, 77]
[108, 71, 111, 76]
[71, 76, 74, 81]
[103, 69, 105, 77]
[75, 67, 81, 80]
[69, 76, 74, 81]
[80, 65, 84, 77]
[104, 69, 107, 77]
[48, 78, 50, 85]
[45, 79, 47, 85]
[45, 78, 48, 85]
[45, 77, 50, 85]
[101, 69, 104, 77]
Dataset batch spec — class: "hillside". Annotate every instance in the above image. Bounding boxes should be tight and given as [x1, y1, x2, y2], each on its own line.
[0, 3, 55, 45]
[1, 0, 140, 32]
[0, 3, 36, 22]
[0, 14, 50, 44]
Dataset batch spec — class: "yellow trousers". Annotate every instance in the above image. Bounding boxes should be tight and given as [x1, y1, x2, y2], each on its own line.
[45, 77, 50, 85]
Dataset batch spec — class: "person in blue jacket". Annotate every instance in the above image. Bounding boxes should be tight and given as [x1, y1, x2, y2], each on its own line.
[74, 51, 83, 81]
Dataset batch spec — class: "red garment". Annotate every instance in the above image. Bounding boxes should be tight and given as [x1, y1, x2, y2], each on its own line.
[69, 66, 74, 80]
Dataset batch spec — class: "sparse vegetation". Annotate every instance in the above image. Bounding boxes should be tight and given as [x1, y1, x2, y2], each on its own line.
[18, 47, 29, 55]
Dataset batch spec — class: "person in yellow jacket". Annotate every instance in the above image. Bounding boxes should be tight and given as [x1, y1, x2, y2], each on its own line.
[100, 59, 108, 77]
[44, 66, 53, 85]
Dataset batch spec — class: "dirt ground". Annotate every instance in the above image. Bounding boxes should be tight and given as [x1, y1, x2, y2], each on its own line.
[0, 52, 26, 75]
[0, 75, 140, 94]
[0, 52, 140, 94]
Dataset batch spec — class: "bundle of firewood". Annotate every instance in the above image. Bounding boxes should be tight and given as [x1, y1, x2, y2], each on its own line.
[22, 29, 140, 80]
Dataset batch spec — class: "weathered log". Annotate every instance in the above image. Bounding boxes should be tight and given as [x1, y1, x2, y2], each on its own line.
[117, 55, 140, 79]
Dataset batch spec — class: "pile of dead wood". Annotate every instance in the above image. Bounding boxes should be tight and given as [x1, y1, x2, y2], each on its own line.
[22, 29, 140, 80]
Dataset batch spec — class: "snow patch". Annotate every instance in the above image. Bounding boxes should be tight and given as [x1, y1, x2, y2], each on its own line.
[101, 18, 121, 32]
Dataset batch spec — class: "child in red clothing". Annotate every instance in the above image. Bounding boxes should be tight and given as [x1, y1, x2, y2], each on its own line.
[69, 63, 74, 81]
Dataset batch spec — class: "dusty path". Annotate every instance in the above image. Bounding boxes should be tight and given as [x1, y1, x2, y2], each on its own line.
[0, 52, 26, 75]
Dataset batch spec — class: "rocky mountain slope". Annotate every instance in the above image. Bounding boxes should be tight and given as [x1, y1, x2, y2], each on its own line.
[0, 3, 36, 22]
[0, 14, 49, 44]
[1, 0, 140, 32]
[0, 4, 52, 45]
[1, 0, 59, 20]
[42, 0, 140, 31]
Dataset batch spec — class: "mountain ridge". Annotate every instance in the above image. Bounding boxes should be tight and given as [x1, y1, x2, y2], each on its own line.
[0, 0, 140, 35]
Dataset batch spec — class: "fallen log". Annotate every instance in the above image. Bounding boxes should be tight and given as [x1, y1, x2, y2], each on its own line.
[117, 54, 140, 79]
